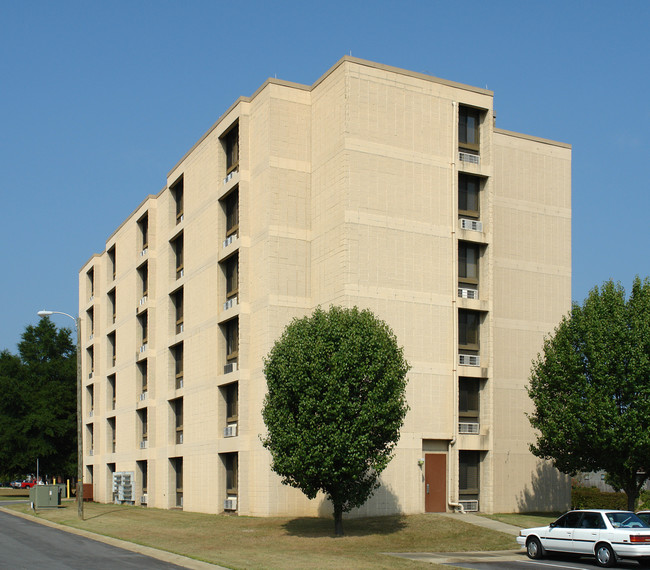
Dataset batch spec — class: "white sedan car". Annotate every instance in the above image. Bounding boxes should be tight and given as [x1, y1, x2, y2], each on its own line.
[517, 509, 650, 567]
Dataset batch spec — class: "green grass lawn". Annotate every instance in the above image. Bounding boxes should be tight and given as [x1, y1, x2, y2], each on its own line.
[0, 488, 30, 500]
[3, 501, 518, 569]
[480, 512, 560, 529]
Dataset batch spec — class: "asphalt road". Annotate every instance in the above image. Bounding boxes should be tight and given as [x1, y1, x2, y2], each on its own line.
[441, 553, 644, 569]
[0, 510, 187, 569]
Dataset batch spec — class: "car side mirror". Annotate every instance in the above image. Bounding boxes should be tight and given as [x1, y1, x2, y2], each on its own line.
[549, 522, 556, 528]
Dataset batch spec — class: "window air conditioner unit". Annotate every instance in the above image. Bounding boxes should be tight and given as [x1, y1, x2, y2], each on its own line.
[89, 372, 94, 379]
[458, 287, 479, 299]
[224, 172, 234, 184]
[458, 422, 480, 434]
[139, 296, 148, 306]
[89, 333, 94, 340]
[140, 344, 147, 353]
[459, 354, 480, 366]
[141, 494, 148, 504]
[140, 440, 148, 449]
[224, 362, 238, 374]
[89, 410, 94, 417]
[178, 433, 183, 444]
[223, 235, 234, 248]
[460, 218, 483, 232]
[459, 500, 479, 512]
[89, 449, 94, 456]
[224, 424, 237, 438]
[224, 498, 237, 511]
[178, 323, 184, 333]
[179, 268, 184, 278]
[140, 248, 148, 257]
[179, 214, 184, 223]
[223, 297, 238, 311]
[459, 151, 480, 165]
[140, 392, 147, 401]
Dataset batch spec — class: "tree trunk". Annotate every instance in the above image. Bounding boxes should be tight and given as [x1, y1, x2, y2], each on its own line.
[624, 484, 639, 512]
[333, 502, 344, 537]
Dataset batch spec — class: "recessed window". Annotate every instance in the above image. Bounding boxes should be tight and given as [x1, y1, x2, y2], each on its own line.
[225, 452, 238, 494]
[459, 174, 481, 218]
[138, 311, 148, 346]
[459, 106, 481, 152]
[171, 177, 184, 224]
[223, 124, 239, 175]
[459, 450, 480, 499]
[225, 255, 238, 299]
[459, 378, 479, 421]
[225, 319, 239, 362]
[138, 214, 149, 251]
[458, 242, 480, 288]
[108, 331, 116, 367]
[171, 457, 183, 508]
[138, 408, 148, 443]
[108, 246, 116, 281]
[226, 382, 238, 423]
[459, 310, 480, 351]
[138, 360, 148, 394]
[225, 189, 239, 238]
[172, 343, 183, 389]
[171, 398, 183, 444]
[87, 268, 95, 301]
[171, 233, 184, 280]
[108, 417, 116, 453]
[172, 288, 184, 334]
[108, 374, 116, 410]
[138, 263, 148, 298]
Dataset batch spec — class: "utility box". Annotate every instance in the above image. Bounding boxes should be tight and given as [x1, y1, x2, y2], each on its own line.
[29, 485, 62, 508]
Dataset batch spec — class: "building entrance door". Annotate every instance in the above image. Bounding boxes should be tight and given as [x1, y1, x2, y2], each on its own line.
[425, 453, 447, 512]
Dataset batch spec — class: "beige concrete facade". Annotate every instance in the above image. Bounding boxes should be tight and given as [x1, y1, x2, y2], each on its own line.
[79, 57, 571, 517]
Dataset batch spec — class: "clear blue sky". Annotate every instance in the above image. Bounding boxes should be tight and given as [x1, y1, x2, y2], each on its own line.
[1, 0, 648, 352]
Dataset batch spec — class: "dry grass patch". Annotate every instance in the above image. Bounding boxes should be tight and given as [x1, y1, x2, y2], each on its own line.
[7, 502, 516, 569]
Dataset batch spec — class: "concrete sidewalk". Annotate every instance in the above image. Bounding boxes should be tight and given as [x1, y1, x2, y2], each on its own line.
[437, 512, 522, 536]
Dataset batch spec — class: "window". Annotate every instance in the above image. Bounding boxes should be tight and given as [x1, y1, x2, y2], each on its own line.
[458, 310, 480, 351]
[172, 343, 183, 389]
[459, 106, 481, 152]
[108, 288, 116, 324]
[108, 374, 116, 410]
[108, 417, 116, 453]
[225, 189, 239, 238]
[108, 246, 116, 281]
[87, 268, 94, 300]
[138, 263, 148, 299]
[459, 174, 481, 218]
[171, 233, 184, 279]
[459, 450, 480, 499]
[86, 307, 94, 339]
[172, 288, 184, 334]
[138, 311, 148, 346]
[225, 319, 238, 362]
[171, 398, 183, 444]
[226, 382, 238, 423]
[108, 331, 116, 367]
[138, 214, 149, 252]
[87, 423, 94, 455]
[87, 384, 94, 416]
[225, 254, 238, 299]
[459, 378, 479, 421]
[138, 360, 148, 394]
[137, 460, 148, 498]
[224, 124, 239, 175]
[458, 242, 480, 288]
[87, 345, 94, 378]
[138, 408, 148, 442]
[171, 457, 183, 508]
[225, 453, 238, 494]
[171, 177, 184, 224]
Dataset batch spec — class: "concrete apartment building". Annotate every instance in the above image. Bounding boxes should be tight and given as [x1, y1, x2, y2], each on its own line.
[79, 57, 571, 517]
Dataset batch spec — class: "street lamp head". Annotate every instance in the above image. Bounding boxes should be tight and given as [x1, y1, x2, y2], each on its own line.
[37, 310, 54, 317]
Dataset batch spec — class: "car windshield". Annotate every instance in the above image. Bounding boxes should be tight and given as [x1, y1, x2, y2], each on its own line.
[606, 512, 649, 529]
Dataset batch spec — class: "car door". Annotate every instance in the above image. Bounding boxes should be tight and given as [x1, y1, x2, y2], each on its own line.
[571, 512, 604, 554]
[541, 512, 581, 553]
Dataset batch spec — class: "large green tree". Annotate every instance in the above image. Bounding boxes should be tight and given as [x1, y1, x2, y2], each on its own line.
[528, 277, 650, 510]
[0, 317, 77, 481]
[262, 306, 409, 536]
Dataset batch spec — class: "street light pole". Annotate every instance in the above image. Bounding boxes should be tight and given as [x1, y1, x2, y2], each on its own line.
[37, 310, 83, 520]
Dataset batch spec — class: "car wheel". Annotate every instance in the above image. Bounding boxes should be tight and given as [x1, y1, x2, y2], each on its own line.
[595, 543, 616, 568]
[526, 537, 544, 560]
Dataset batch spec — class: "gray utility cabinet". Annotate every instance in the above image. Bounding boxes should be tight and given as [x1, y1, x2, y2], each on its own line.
[29, 485, 63, 508]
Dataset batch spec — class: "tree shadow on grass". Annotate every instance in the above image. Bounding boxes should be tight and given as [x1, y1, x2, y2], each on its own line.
[283, 514, 408, 537]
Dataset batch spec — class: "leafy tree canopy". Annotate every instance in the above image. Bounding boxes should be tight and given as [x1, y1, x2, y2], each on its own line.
[262, 306, 409, 535]
[528, 277, 650, 510]
[0, 317, 76, 481]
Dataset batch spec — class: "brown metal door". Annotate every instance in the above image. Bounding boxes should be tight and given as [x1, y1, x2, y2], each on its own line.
[425, 454, 447, 512]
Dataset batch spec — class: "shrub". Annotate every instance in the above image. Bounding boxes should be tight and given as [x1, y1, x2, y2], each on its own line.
[571, 485, 627, 510]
